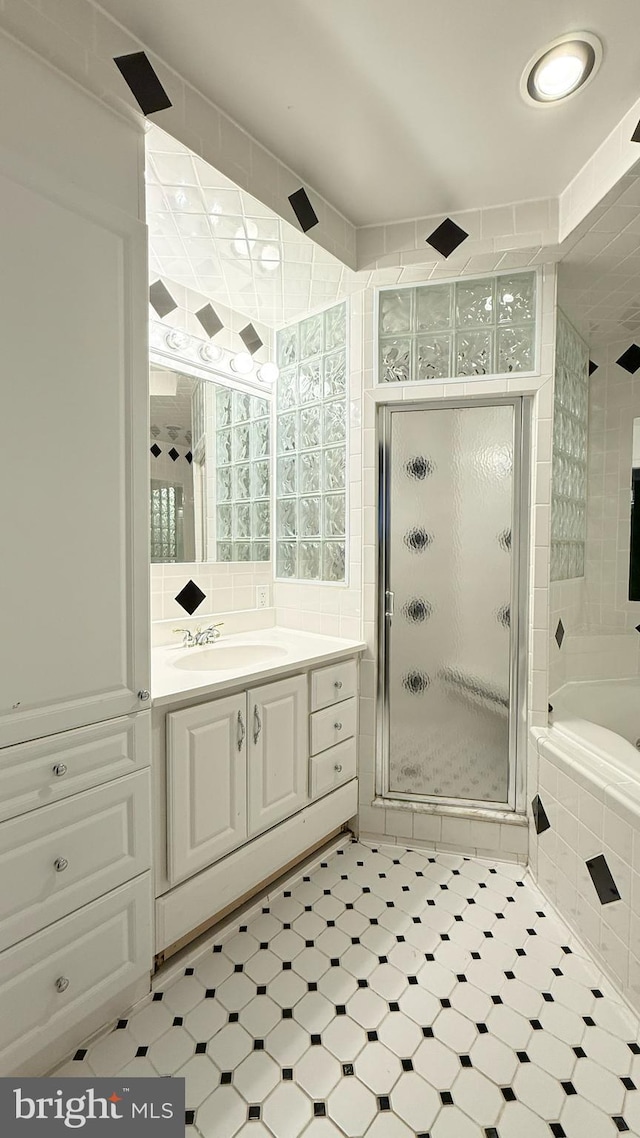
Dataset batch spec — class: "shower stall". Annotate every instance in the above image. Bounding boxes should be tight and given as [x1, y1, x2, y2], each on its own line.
[377, 398, 529, 813]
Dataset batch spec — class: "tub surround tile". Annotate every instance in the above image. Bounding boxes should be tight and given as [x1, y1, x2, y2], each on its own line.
[586, 855, 622, 906]
[532, 795, 551, 836]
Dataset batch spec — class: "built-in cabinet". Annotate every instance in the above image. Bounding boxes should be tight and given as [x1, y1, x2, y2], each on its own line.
[0, 33, 152, 1076]
[155, 656, 361, 957]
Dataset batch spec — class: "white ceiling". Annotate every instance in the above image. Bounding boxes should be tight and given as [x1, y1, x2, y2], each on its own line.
[99, 0, 640, 226]
[146, 125, 361, 327]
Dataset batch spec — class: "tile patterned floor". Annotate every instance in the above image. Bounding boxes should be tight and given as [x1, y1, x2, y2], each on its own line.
[58, 840, 640, 1137]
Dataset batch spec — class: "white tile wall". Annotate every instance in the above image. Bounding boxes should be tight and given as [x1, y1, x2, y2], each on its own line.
[151, 562, 272, 624]
[532, 733, 640, 1016]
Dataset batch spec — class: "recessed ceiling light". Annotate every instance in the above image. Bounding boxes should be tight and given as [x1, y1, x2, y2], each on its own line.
[521, 33, 602, 106]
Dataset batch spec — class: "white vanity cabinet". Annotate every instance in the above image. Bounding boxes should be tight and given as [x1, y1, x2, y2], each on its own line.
[248, 675, 308, 838]
[155, 652, 361, 957]
[167, 694, 248, 884]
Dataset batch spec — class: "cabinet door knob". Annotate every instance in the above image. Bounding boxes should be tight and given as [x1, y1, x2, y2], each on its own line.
[334, 763, 343, 773]
[55, 976, 70, 993]
[334, 680, 343, 689]
[54, 857, 68, 873]
[52, 763, 67, 777]
[138, 690, 150, 702]
[334, 722, 342, 731]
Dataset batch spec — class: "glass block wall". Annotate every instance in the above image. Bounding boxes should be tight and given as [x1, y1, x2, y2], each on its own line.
[275, 301, 347, 581]
[214, 386, 270, 562]
[551, 310, 589, 580]
[378, 272, 536, 382]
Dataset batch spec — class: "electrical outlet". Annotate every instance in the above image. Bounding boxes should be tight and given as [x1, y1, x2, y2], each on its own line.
[256, 585, 269, 609]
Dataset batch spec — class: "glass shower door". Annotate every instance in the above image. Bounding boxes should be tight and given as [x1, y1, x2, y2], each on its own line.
[379, 400, 523, 808]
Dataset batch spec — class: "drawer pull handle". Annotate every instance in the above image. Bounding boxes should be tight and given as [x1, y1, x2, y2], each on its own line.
[237, 710, 245, 752]
[55, 976, 70, 993]
[52, 763, 67, 777]
[334, 722, 343, 730]
[334, 680, 343, 690]
[334, 763, 343, 773]
[54, 857, 69, 873]
[138, 690, 150, 701]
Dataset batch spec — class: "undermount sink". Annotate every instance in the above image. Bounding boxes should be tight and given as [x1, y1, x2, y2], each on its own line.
[172, 643, 289, 672]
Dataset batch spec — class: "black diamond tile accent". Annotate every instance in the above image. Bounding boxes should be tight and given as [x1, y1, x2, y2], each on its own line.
[505, 971, 516, 980]
[311, 1034, 322, 1045]
[542, 992, 554, 1002]
[440, 1091, 454, 1106]
[555, 618, 565, 649]
[622, 1077, 636, 1090]
[253, 1040, 264, 1050]
[367, 1030, 378, 1042]
[282, 1008, 293, 1019]
[114, 52, 172, 115]
[530, 1019, 543, 1031]
[335, 1005, 347, 1016]
[532, 794, 551, 835]
[460, 1054, 473, 1067]
[379, 956, 388, 965]
[73, 1049, 87, 1061]
[552, 967, 563, 976]
[586, 854, 622, 905]
[562, 946, 572, 954]
[234, 964, 244, 973]
[168, 447, 179, 462]
[389, 1001, 400, 1012]
[613, 1119, 630, 1133]
[213, 945, 222, 953]
[248, 1105, 261, 1120]
[175, 580, 206, 615]
[288, 187, 319, 232]
[632, 120, 640, 143]
[116, 1020, 128, 1029]
[136, 1046, 148, 1057]
[149, 279, 177, 318]
[153, 992, 163, 1002]
[491, 995, 503, 1005]
[313, 1102, 326, 1117]
[617, 345, 640, 374]
[589, 359, 599, 375]
[517, 1051, 530, 1063]
[471, 952, 481, 960]
[184, 967, 195, 976]
[501, 1087, 516, 1101]
[573, 1046, 587, 1058]
[426, 217, 469, 258]
[342, 1063, 354, 1076]
[592, 989, 604, 999]
[358, 979, 368, 988]
[173, 1017, 183, 1027]
[282, 962, 292, 971]
[257, 985, 267, 996]
[185, 1110, 196, 1126]
[228, 1013, 239, 1023]
[282, 1068, 293, 1080]
[260, 942, 269, 950]
[195, 1042, 207, 1055]
[220, 1072, 232, 1085]
[402, 1058, 414, 1071]
[423, 1027, 434, 1038]
[562, 1081, 577, 1095]
[239, 323, 264, 356]
[150, 443, 161, 458]
[377, 1096, 391, 1111]
[408, 975, 418, 985]
[308, 982, 318, 992]
[628, 1043, 640, 1055]
[477, 1023, 489, 1034]
[550, 1126, 567, 1138]
[441, 998, 452, 1009]
[195, 303, 223, 339]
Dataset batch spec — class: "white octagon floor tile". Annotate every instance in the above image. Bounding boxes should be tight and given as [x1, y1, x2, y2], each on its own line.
[55, 840, 640, 1138]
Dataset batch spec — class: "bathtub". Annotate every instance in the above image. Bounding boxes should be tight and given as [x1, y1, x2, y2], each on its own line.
[549, 677, 640, 776]
[533, 676, 640, 1012]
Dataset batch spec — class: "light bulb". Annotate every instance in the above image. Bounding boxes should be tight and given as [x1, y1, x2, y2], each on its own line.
[522, 35, 601, 106]
[165, 330, 189, 351]
[199, 342, 222, 363]
[534, 52, 584, 98]
[257, 362, 279, 383]
[231, 351, 254, 375]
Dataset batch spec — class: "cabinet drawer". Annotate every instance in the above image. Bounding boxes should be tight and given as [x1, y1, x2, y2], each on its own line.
[310, 697, 358, 756]
[310, 738, 357, 799]
[0, 771, 151, 951]
[0, 874, 152, 1076]
[0, 713, 150, 824]
[311, 658, 358, 712]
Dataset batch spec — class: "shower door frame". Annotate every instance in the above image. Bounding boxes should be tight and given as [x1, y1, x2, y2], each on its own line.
[376, 396, 531, 815]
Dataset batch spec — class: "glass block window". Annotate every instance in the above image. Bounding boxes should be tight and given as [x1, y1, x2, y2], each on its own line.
[215, 386, 270, 562]
[150, 481, 184, 563]
[378, 272, 537, 382]
[275, 301, 347, 581]
[551, 310, 589, 581]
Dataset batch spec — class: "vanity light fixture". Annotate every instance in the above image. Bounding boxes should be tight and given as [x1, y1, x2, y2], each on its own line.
[230, 351, 254, 375]
[165, 329, 189, 351]
[199, 342, 223, 363]
[521, 32, 602, 105]
[257, 362, 279, 384]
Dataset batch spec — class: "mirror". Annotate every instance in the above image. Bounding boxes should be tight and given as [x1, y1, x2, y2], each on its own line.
[150, 366, 271, 564]
[630, 417, 640, 600]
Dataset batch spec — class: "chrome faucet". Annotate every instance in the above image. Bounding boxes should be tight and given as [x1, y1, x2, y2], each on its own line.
[173, 623, 224, 648]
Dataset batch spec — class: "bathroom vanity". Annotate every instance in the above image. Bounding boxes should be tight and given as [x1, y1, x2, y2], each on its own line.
[151, 628, 365, 959]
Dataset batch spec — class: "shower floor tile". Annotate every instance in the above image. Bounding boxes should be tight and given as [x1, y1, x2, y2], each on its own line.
[57, 841, 640, 1137]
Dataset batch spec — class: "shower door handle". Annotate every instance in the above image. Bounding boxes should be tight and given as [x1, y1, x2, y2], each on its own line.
[385, 590, 394, 621]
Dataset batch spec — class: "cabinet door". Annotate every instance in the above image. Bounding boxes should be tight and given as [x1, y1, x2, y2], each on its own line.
[167, 696, 247, 884]
[248, 675, 308, 838]
[0, 36, 149, 747]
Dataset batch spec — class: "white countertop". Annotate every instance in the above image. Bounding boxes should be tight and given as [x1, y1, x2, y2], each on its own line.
[152, 626, 367, 707]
